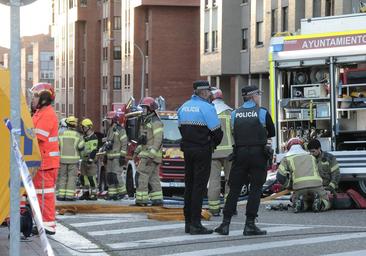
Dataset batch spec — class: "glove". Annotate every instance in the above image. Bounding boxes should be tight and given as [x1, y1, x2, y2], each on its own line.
[104, 140, 113, 151]
[119, 156, 125, 166]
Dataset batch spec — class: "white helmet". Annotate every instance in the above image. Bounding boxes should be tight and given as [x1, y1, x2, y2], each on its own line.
[59, 118, 67, 128]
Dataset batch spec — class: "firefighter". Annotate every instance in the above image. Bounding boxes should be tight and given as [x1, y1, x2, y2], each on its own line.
[135, 97, 164, 206]
[178, 80, 223, 235]
[79, 118, 99, 200]
[207, 88, 233, 216]
[57, 116, 85, 201]
[215, 85, 275, 236]
[104, 111, 128, 200]
[307, 139, 340, 194]
[30, 83, 60, 235]
[277, 137, 331, 213]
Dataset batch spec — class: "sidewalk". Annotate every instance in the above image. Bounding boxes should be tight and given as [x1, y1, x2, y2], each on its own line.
[0, 225, 73, 256]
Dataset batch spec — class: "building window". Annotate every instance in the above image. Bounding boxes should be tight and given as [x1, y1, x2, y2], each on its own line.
[204, 32, 209, 53]
[62, 103, 65, 113]
[205, 0, 209, 9]
[124, 74, 131, 89]
[256, 22, 263, 46]
[103, 47, 108, 60]
[102, 76, 108, 89]
[313, 0, 321, 17]
[282, 6, 288, 32]
[27, 54, 33, 64]
[241, 28, 248, 50]
[114, 16, 121, 30]
[114, 46, 121, 59]
[69, 104, 73, 115]
[27, 71, 33, 81]
[80, 0, 87, 7]
[113, 76, 121, 89]
[271, 9, 277, 36]
[102, 105, 107, 118]
[212, 30, 218, 51]
[325, 0, 334, 16]
[103, 18, 108, 32]
[55, 103, 59, 111]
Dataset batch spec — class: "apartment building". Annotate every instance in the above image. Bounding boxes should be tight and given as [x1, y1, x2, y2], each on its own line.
[19, 34, 54, 101]
[122, 0, 201, 110]
[201, 0, 362, 109]
[53, 0, 101, 128]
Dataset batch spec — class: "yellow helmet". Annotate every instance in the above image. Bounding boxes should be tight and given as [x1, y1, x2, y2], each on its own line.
[65, 116, 78, 127]
[81, 118, 93, 128]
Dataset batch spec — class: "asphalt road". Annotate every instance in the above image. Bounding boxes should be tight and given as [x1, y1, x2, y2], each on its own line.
[51, 200, 366, 256]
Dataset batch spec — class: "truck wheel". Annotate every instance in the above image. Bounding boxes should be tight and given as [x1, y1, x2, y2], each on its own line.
[356, 179, 366, 198]
[126, 166, 135, 197]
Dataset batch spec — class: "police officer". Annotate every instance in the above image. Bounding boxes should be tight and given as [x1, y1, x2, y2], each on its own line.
[178, 80, 223, 235]
[307, 139, 340, 194]
[104, 111, 128, 200]
[134, 97, 164, 206]
[79, 118, 99, 200]
[207, 88, 233, 216]
[57, 116, 85, 201]
[215, 85, 275, 236]
[277, 138, 331, 213]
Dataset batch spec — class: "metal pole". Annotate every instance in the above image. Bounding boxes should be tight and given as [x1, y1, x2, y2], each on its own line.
[134, 43, 145, 100]
[10, 0, 21, 255]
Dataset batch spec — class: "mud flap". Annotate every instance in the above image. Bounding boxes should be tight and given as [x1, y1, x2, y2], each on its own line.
[347, 189, 366, 209]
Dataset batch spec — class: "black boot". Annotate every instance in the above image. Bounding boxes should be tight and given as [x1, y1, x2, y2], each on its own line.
[185, 222, 190, 234]
[189, 222, 213, 235]
[214, 216, 231, 235]
[243, 217, 267, 236]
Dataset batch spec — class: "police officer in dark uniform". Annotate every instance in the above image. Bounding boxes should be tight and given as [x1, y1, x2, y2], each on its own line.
[178, 80, 223, 235]
[215, 85, 275, 236]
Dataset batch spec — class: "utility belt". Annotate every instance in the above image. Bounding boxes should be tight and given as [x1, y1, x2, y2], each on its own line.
[231, 144, 273, 161]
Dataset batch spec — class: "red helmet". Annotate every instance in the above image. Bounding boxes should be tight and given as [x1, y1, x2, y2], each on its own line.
[211, 87, 223, 100]
[30, 83, 55, 101]
[140, 97, 158, 111]
[106, 110, 126, 126]
[286, 137, 304, 151]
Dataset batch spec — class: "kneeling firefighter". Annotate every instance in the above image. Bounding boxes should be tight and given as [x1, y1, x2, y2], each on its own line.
[79, 118, 99, 200]
[277, 137, 331, 213]
[134, 97, 164, 206]
[104, 111, 128, 200]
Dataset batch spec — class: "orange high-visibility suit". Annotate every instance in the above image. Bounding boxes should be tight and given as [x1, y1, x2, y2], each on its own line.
[32, 105, 60, 233]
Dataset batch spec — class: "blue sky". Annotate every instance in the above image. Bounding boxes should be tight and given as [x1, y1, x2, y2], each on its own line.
[0, 0, 51, 48]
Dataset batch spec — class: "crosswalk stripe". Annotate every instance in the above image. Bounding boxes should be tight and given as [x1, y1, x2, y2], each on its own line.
[321, 250, 366, 256]
[161, 232, 366, 256]
[107, 225, 311, 249]
[88, 223, 185, 236]
[57, 213, 145, 219]
[71, 219, 143, 228]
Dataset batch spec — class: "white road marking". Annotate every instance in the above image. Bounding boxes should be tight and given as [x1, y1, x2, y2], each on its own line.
[70, 219, 142, 227]
[259, 222, 366, 229]
[57, 213, 146, 219]
[88, 223, 185, 236]
[322, 250, 366, 256]
[161, 232, 366, 256]
[107, 225, 311, 249]
[53, 223, 108, 256]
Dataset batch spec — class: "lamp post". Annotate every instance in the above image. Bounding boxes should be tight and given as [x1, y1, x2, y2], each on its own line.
[0, 1, 38, 255]
[134, 43, 145, 100]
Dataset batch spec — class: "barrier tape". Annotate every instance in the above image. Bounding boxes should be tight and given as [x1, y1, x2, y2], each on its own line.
[5, 119, 54, 256]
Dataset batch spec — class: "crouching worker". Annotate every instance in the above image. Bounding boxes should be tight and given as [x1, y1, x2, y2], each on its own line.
[277, 137, 331, 213]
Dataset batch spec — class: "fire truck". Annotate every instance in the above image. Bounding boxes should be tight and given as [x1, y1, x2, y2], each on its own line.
[269, 13, 366, 196]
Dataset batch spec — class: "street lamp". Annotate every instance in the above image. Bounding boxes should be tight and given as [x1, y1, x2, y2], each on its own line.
[134, 43, 145, 100]
[0, 1, 38, 256]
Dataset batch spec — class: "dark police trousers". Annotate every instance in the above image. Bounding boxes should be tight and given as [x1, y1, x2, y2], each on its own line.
[183, 147, 212, 225]
[223, 146, 267, 218]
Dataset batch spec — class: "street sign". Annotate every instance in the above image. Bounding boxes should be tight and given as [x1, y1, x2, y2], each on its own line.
[0, 0, 37, 6]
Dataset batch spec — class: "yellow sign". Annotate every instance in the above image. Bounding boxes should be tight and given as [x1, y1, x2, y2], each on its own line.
[0, 69, 41, 224]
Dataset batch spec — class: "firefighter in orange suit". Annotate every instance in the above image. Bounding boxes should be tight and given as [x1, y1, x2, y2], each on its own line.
[30, 83, 60, 235]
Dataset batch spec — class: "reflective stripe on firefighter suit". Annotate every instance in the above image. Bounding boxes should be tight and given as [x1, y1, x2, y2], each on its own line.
[208, 100, 233, 215]
[316, 151, 340, 190]
[57, 128, 85, 200]
[80, 133, 99, 197]
[136, 113, 164, 204]
[32, 105, 60, 233]
[106, 123, 128, 197]
[278, 151, 331, 211]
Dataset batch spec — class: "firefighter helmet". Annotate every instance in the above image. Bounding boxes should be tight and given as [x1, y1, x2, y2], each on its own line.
[211, 87, 223, 100]
[59, 118, 67, 128]
[140, 97, 158, 111]
[286, 137, 304, 151]
[81, 118, 93, 128]
[30, 83, 55, 101]
[106, 110, 126, 125]
[65, 116, 78, 127]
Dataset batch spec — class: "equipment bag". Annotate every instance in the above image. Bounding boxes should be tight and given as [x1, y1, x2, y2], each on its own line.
[346, 189, 366, 209]
[328, 193, 354, 209]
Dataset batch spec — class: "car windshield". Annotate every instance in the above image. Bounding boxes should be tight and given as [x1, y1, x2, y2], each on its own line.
[161, 119, 181, 145]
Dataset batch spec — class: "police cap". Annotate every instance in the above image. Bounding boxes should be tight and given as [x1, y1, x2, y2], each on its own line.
[193, 80, 212, 90]
[241, 85, 263, 97]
